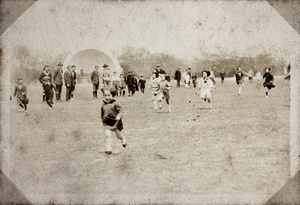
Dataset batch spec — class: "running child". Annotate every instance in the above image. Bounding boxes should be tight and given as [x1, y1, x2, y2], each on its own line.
[14, 77, 29, 113]
[101, 89, 127, 155]
[263, 67, 275, 98]
[151, 72, 161, 109]
[191, 73, 197, 88]
[235, 66, 244, 95]
[198, 70, 215, 109]
[43, 76, 57, 109]
[158, 74, 172, 112]
[139, 75, 146, 95]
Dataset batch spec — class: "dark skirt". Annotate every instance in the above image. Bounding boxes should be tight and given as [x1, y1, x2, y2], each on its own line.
[103, 115, 124, 131]
[263, 82, 275, 89]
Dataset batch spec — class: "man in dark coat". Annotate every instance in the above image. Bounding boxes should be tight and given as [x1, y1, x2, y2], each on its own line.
[64, 66, 72, 101]
[174, 68, 181, 87]
[91, 65, 100, 99]
[39, 65, 52, 102]
[70, 65, 76, 100]
[126, 71, 137, 96]
[53, 62, 63, 101]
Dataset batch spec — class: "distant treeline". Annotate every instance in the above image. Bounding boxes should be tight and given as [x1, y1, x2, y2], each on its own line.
[11, 45, 287, 84]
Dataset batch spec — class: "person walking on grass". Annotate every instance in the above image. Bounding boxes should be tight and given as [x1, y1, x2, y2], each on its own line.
[126, 71, 137, 96]
[101, 89, 127, 155]
[39, 65, 52, 103]
[157, 74, 172, 112]
[174, 68, 181, 88]
[263, 67, 275, 98]
[119, 73, 126, 96]
[70, 65, 76, 101]
[91, 65, 100, 99]
[139, 75, 146, 95]
[220, 70, 226, 84]
[14, 77, 29, 113]
[64, 65, 72, 101]
[53, 62, 63, 102]
[43, 76, 57, 110]
[198, 70, 215, 109]
[235, 66, 244, 95]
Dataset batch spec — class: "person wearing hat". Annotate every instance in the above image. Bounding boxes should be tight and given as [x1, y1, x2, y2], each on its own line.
[111, 71, 121, 97]
[43, 76, 57, 109]
[198, 70, 215, 109]
[263, 67, 275, 98]
[91, 65, 100, 99]
[102, 64, 111, 86]
[126, 71, 137, 96]
[53, 62, 63, 101]
[64, 66, 73, 101]
[39, 65, 52, 103]
[14, 77, 29, 113]
[157, 74, 172, 112]
[174, 68, 181, 87]
[70, 65, 77, 100]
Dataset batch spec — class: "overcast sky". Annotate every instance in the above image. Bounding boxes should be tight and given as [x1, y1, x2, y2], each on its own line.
[1, 0, 300, 64]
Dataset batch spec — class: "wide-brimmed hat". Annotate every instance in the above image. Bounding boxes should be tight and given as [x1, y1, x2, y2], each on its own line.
[103, 64, 108, 68]
[156, 64, 161, 67]
[57, 62, 63, 66]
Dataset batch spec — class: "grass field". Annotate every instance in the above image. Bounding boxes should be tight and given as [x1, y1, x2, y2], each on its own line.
[9, 77, 290, 204]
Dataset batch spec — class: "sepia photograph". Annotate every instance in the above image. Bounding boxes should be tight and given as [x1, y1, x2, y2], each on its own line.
[1, 0, 300, 204]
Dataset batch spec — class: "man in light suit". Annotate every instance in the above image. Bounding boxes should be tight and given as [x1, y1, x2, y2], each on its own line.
[53, 62, 63, 101]
[64, 66, 72, 101]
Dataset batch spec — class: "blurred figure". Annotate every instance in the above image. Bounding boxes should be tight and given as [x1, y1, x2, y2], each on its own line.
[198, 70, 215, 109]
[139, 75, 146, 95]
[102, 64, 111, 86]
[235, 66, 244, 95]
[248, 68, 254, 83]
[64, 65, 72, 101]
[70, 65, 76, 100]
[111, 71, 121, 97]
[174, 68, 181, 88]
[126, 71, 137, 96]
[119, 73, 126, 96]
[191, 73, 197, 88]
[220, 70, 226, 84]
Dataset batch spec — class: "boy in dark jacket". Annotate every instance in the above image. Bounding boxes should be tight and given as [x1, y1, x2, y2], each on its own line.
[43, 76, 57, 109]
[101, 89, 127, 154]
[139, 75, 146, 95]
[14, 77, 29, 112]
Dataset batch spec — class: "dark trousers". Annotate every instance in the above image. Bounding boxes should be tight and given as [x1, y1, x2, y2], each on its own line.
[71, 85, 75, 99]
[66, 86, 72, 101]
[128, 86, 135, 96]
[46, 94, 54, 107]
[55, 84, 62, 101]
[176, 79, 180, 87]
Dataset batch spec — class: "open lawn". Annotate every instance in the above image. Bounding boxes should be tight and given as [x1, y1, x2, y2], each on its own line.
[9, 77, 290, 204]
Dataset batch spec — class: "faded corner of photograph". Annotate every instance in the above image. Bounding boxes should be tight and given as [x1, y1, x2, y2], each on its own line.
[1, 0, 300, 205]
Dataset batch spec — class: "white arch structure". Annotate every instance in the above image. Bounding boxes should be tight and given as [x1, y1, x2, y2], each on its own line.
[62, 47, 123, 75]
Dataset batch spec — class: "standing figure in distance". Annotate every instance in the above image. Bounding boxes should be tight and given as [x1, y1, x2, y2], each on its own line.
[102, 64, 111, 86]
[119, 73, 126, 96]
[70, 65, 76, 101]
[174, 68, 181, 88]
[53, 62, 64, 102]
[235, 66, 244, 95]
[263, 67, 275, 98]
[248, 68, 254, 84]
[14, 77, 29, 113]
[139, 75, 146, 95]
[220, 70, 226, 84]
[151, 72, 161, 109]
[101, 89, 127, 155]
[91, 65, 100, 99]
[39, 65, 52, 103]
[64, 65, 72, 102]
[126, 71, 136, 96]
[111, 71, 121, 97]
[191, 72, 197, 88]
